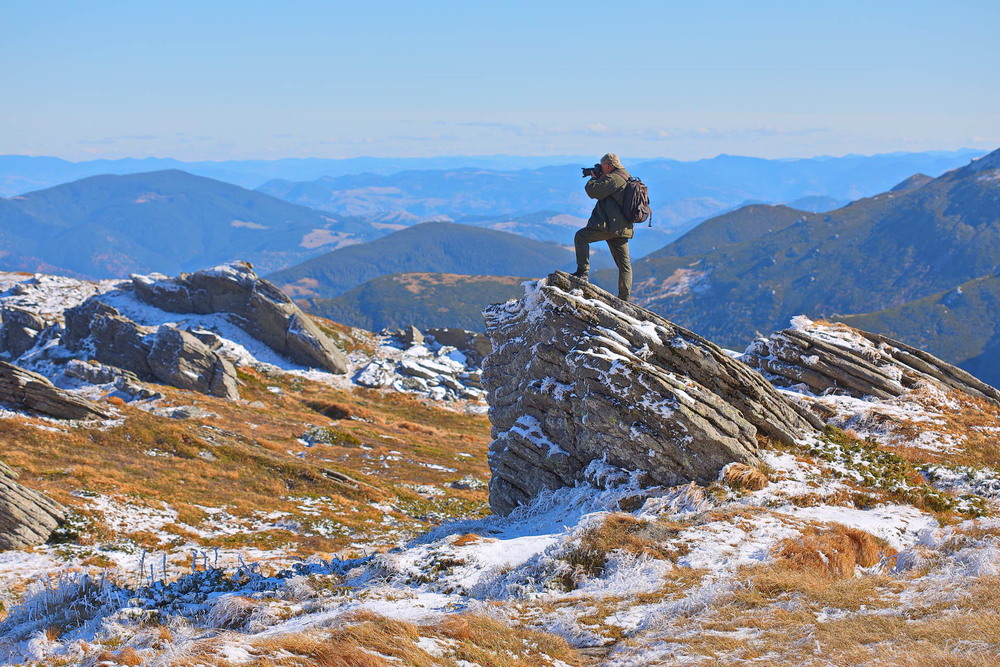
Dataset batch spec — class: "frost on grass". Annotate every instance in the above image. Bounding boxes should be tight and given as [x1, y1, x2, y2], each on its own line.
[5, 442, 998, 666]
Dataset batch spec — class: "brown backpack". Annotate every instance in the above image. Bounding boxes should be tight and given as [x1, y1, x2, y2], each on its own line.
[622, 177, 652, 226]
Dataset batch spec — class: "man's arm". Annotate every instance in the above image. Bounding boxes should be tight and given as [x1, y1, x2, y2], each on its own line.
[585, 173, 625, 200]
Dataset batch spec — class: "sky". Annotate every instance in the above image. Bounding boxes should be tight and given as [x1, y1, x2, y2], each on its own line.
[2, 0, 999, 162]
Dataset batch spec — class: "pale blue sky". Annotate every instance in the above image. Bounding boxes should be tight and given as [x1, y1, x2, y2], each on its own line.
[3, 0, 998, 161]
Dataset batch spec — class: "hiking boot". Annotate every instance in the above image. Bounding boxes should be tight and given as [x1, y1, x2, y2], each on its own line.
[570, 270, 589, 281]
[618, 295, 630, 302]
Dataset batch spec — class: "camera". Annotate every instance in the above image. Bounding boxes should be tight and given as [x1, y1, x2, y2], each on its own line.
[581, 163, 603, 178]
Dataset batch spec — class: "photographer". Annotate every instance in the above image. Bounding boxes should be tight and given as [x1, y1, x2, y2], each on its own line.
[571, 153, 633, 300]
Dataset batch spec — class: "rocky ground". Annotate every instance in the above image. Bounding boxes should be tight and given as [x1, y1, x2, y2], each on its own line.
[1, 269, 999, 666]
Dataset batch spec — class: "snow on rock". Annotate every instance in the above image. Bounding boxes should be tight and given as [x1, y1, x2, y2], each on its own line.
[0, 268, 488, 410]
[746, 316, 1000, 406]
[482, 270, 820, 515]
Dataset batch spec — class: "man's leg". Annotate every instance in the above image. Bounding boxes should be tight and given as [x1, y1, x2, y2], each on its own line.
[574, 227, 608, 279]
[607, 237, 632, 300]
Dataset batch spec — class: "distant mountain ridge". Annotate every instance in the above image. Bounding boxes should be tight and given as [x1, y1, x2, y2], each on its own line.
[0, 170, 377, 279]
[267, 222, 573, 303]
[619, 147, 1000, 385]
[256, 150, 985, 256]
[310, 272, 528, 332]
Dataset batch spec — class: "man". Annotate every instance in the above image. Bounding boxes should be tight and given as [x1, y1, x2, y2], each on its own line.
[572, 153, 633, 300]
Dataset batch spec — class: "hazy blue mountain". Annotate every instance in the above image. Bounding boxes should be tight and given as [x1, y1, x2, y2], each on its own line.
[615, 148, 1000, 380]
[256, 149, 985, 256]
[784, 195, 848, 212]
[0, 170, 377, 278]
[310, 272, 528, 332]
[267, 222, 573, 301]
[0, 154, 593, 196]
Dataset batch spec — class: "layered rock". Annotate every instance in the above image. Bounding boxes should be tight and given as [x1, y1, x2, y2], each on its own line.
[0, 307, 45, 360]
[355, 330, 486, 402]
[131, 262, 348, 374]
[0, 460, 66, 550]
[63, 299, 239, 400]
[425, 327, 492, 366]
[0, 360, 113, 420]
[744, 316, 1000, 405]
[482, 271, 821, 516]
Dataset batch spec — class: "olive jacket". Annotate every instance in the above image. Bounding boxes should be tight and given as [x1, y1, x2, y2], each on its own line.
[585, 167, 633, 239]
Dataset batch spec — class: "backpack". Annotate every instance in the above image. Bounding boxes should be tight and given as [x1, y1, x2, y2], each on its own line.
[622, 177, 652, 226]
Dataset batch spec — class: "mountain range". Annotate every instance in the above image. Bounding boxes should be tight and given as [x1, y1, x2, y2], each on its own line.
[267, 222, 573, 302]
[618, 147, 1000, 385]
[0, 170, 377, 278]
[310, 272, 529, 332]
[256, 150, 985, 255]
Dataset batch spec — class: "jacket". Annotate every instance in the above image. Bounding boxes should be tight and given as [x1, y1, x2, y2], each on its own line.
[585, 167, 633, 238]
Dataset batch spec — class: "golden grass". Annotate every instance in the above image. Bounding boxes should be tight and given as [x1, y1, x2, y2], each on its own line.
[0, 367, 492, 554]
[96, 647, 143, 666]
[772, 524, 886, 578]
[558, 513, 692, 589]
[722, 462, 769, 491]
[240, 611, 582, 667]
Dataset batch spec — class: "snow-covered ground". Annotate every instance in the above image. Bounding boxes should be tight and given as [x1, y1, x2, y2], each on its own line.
[1, 449, 996, 665]
[3, 273, 1000, 664]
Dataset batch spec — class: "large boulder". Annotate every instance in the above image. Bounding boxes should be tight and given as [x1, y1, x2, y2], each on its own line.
[63, 300, 239, 400]
[131, 262, 348, 374]
[0, 307, 46, 360]
[0, 360, 113, 420]
[0, 460, 66, 550]
[744, 316, 1000, 405]
[482, 271, 821, 516]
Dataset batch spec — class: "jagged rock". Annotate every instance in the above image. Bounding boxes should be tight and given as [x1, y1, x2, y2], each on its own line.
[482, 271, 821, 516]
[63, 299, 239, 400]
[131, 262, 348, 374]
[396, 325, 425, 347]
[64, 299, 154, 377]
[0, 360, 113, 420]
[744, 316, 1000, 406]
[0, 460, 66, 550]
[426, 327, 492, 365]
[63, 360, 159, 401]
[147, 327, 239, 399]
[0, 307, 46, 359]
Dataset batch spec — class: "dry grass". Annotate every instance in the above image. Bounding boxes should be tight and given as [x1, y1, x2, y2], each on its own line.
[722, 462, 769, 491]
[396, 421, 440, 436]
[96, 647, 143, 666]
[0, 368, 492, 554]
[558, 513, 690, 589]
[240, 611, 581, 667]
[772, 523, 886, 578]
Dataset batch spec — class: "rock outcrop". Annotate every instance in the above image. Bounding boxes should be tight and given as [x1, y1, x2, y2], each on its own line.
[482, 271, 821, 516]
[0, 360, 113, 420]
[744, 316, 1000, 406]
[63, 299, 239, 400]
[356, 329, 486, 402]
[0, 307, 45, 360]
[0, 460, 66, 550]
[131, 263, 348, 374]
[425, 327, 492, 366]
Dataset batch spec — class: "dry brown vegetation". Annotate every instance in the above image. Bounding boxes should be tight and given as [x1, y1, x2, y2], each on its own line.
[772, 524, 887, 578]
[0, 366, 492, 555]
[559, 513, 692, 589]
[157, 611, 582, 667]
[722, 462, 770, 491]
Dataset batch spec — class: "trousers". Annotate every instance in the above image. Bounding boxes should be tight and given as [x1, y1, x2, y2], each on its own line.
[574, 227, 632, 300]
